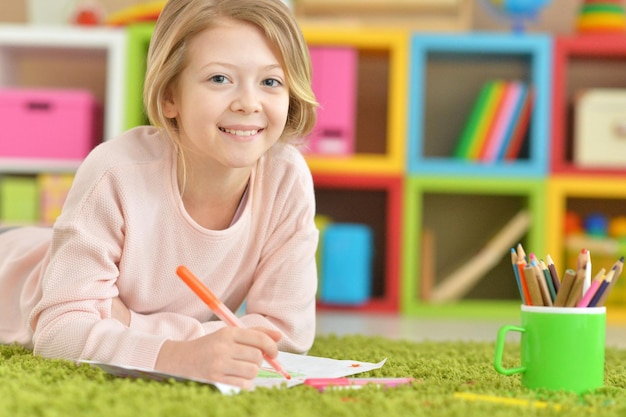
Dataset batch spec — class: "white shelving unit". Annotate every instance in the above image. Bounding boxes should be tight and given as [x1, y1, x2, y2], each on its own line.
[0, 24, 127, 173]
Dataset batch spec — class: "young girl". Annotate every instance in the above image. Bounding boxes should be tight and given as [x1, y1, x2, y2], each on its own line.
[0, 0, 318, 389]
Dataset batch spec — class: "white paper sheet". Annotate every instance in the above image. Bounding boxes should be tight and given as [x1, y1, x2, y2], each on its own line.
[78, 351, 386, 394]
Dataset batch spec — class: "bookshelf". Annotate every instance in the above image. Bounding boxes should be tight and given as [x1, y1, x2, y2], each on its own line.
[3, 23, 624, 320]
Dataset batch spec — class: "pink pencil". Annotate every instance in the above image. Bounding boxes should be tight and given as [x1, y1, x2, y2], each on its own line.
[577, 268, 605, 308]
[176, 265, 291, 380]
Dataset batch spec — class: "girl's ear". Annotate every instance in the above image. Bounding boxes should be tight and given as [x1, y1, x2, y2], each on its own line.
[162, 89, 179, 118]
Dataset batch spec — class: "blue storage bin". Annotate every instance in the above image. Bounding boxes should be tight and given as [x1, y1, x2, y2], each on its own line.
[320, 223, 373, 305]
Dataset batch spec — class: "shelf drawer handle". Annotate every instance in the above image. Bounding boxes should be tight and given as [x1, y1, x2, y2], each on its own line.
[26, 101, 52, 111]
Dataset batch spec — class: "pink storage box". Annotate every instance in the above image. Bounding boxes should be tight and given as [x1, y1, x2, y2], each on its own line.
[306, 47, 357, 156]
[0, 88, 101, 160]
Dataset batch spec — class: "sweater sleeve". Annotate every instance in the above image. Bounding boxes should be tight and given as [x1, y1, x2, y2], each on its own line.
[30, 155, 173, 369]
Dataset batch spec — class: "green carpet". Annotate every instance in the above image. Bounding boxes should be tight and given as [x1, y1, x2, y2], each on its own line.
[2, 335, 625, 417]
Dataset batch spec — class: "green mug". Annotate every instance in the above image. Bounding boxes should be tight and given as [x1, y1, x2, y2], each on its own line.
[493, 305, 606, 394]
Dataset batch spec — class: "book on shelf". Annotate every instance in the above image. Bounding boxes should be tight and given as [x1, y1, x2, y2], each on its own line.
[454, 80, 533, 162]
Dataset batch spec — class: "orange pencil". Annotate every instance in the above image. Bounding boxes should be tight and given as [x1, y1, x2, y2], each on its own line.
[523, 264, 544, 306]
[176, 265, 291, 380]
[532, 261, 552, 307]
[517, 260, 532, 305]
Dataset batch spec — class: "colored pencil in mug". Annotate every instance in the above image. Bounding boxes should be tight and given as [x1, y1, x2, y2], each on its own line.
[175, 265, 291, 380]
[510, 248, 525, 304]
[582, 250, 592, 296]
[595, 256, 624, 307]
[588, 268, 616, 308]
[539, 260, 556, 302]
[565, 265, 586, 307]
[516, 243, 527, 264]
[523, 263, 543, 306]
[577, 248, 588, 271]
[554, 269, 576, 307]
[577, 268, 605, 308]
[515, 244, 531, 305]
[546, 254, 560, 292]
[531, 260, 552, 307]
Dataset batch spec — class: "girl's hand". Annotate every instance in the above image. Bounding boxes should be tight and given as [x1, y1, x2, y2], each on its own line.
[111, 296, 131, 327]
[155, 326, 282, 389]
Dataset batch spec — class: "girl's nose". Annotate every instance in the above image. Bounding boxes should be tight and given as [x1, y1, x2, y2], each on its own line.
[230, 85, 261, 114]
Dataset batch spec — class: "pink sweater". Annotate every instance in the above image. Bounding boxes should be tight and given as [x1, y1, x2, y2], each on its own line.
[0, 126, 318, 370]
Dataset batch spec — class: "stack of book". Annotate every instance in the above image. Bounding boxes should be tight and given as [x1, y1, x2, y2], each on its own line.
[454, 80, 533, 162]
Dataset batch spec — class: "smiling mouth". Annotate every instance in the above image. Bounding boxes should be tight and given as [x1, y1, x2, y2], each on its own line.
[219, 127, 261, 137]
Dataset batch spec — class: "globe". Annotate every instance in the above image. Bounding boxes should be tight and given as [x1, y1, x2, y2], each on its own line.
[481, 0, 552, 33]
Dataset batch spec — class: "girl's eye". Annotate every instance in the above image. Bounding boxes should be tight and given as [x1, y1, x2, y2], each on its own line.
[209, 75, 228, 84]
[263, 78, 282, 88]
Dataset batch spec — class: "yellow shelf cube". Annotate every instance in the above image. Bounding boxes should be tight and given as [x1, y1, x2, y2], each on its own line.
[302, 27, 408, 175]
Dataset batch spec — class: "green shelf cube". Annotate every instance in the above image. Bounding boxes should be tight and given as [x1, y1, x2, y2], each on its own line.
[0, 176, 39, 225]
[402, 176, 546, 317]
[125, 23, 155, 130]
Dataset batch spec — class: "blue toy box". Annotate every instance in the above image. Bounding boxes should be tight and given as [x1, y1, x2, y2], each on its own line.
[320, 223, 374, 305]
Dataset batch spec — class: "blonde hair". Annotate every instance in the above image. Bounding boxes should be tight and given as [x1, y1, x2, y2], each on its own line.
[143, 0, 318, 148]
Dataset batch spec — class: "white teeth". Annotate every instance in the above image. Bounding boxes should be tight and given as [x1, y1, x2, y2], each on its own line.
[221, 128, 258, 137]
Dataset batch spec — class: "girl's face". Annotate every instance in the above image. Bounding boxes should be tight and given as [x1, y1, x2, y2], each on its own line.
[164, 18, 290, 171]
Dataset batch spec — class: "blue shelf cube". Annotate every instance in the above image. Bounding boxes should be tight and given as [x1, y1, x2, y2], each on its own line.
[407, 32, 552, 177]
